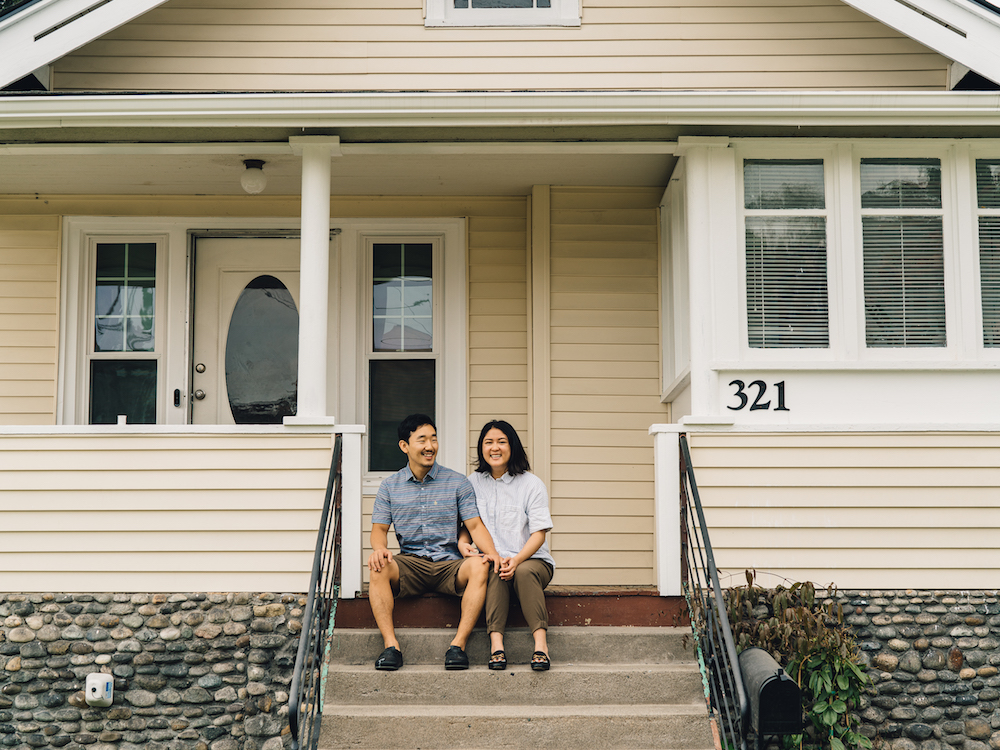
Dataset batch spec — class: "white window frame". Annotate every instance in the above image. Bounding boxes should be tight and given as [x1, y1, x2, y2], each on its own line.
[425, 0, 580, 27]
[728, 139, 1000, 369]
[734, 143, 841, 364]
[60, 218, 468, 453]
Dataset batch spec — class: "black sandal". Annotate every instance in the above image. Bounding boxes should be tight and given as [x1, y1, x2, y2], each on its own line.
[530, 651, 550, 671]
[488, 650, 507, 670]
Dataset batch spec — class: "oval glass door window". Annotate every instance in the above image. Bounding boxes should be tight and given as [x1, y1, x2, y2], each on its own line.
[225, 275, 298, 424]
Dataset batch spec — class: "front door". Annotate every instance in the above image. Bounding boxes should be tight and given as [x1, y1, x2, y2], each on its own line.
[191, 238, 300, 424]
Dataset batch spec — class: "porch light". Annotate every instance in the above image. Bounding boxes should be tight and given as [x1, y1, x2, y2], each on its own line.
[240, 159, 267, 194]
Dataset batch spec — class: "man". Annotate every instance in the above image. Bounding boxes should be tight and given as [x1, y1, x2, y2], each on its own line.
[368, 413, 500, 671]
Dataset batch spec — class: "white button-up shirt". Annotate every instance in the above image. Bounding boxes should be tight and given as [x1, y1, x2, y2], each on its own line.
[467, 470, 555, 568]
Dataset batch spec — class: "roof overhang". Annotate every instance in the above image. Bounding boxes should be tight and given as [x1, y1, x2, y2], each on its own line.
[839, 0, 1000, 86]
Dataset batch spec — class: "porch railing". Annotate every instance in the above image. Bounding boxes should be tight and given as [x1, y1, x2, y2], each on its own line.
[679, 433, 749, 750]
[289, 433, 344, 750]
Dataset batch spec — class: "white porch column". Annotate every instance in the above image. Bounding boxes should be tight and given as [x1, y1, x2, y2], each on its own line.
[649, 424, 684, 596]
[289, 136, 340, 419]
[338, 426, 365, 599]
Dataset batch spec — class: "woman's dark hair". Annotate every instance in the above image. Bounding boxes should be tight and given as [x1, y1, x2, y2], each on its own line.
[475, 419, 530, 476]
[398, 413, 436, 443]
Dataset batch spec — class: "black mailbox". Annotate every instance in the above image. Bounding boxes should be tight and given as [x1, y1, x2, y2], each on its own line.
[738, 647, 802, 750]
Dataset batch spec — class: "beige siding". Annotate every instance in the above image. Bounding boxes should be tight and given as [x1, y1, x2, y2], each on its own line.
[0, 431, 335, 592]
[687, 431, 1000, 589]
[0, 217, 60, 426]
[548, 187, 669, 586]
[52, 0, 948, 92]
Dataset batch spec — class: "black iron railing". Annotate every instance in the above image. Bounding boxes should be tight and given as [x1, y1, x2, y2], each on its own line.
[289, 433, 343, 750]
[679, 433, 749, 750]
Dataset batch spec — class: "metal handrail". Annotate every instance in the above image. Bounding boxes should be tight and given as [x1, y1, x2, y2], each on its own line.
[679, 433, 749, 750]
[289, 433, 344, 750]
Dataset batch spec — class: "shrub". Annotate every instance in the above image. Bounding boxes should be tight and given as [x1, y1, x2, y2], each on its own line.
[725, 570, 872, 750]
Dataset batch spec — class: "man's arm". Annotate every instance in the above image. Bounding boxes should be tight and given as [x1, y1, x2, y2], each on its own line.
[463, 516, 500, 572]
[369, 523, 394, 572]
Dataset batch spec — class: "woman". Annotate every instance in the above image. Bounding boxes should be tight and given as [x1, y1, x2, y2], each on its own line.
[460, 419, 555, 671]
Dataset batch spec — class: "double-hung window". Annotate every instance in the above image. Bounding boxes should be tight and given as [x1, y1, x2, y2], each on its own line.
[860, 158, 946, 348]
[978, 159, 1000, 347]
[742, 159, 830, 349]
[367, 239, 439, 472]
[87, 239, 160, 424]
[425, 0, 580, 26]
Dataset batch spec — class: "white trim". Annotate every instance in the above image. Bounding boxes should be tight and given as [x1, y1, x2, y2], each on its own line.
[837, 0, 1000, 86]
[425, 0, 580, 26]
[4, 92, 1000, 131]
[530, 186, 551, 486]
[0, 0, 171, 88]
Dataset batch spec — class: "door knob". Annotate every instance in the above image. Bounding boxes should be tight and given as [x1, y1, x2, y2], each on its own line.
[194, 389, 206, 400]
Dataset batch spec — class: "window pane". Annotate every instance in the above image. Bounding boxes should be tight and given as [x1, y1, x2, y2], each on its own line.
[746, 217, 829, 348]
[225, 275, 299, 424]
[863, 216, 946, 347]
[744, 160, 825, 210]
[94, 242, 156, 353]
[373, 242, 433, 352]
[981, 217, 1000, 347]
[471, 0, 533, 7]
[976, 159, 1000, 208]
[861, 158, 942, 208]
[90, 360, 156, 424]
[369, 360, 435, 472]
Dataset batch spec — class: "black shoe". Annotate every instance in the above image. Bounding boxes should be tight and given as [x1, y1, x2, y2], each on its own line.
[444, 645, 469, 670]
[375, 646, 403, 671]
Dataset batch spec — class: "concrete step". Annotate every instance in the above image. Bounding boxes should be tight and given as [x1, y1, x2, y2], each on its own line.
[317, 704, 714, 750]
[328, 626, 695, 666]
[325, 663, 705, 706]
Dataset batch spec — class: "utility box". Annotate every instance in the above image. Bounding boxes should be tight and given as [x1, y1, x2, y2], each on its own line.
[85, 673, 114, 708]
[739, 647, 802, 750]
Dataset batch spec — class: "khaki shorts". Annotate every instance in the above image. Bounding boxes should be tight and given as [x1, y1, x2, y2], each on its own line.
[393, 553, 467, 599]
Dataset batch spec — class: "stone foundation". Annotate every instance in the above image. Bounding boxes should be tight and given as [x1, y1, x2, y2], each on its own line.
[0, 593, 303, 750]
[819, 590, 1000, 750]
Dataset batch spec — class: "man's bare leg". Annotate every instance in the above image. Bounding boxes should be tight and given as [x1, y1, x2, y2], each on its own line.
[451, 557, 489, 649]
[369, 561, 401, 650]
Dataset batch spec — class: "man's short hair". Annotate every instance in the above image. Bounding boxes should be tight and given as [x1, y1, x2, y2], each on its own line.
[398, 413, 436, 443]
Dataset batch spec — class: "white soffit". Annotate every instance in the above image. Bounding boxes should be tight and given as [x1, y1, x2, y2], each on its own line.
[0, 0, 171, 89]
[840, 0, 1000, 85]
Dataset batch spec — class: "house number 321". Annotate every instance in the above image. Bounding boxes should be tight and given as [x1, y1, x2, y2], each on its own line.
[727, 380, 789, 412]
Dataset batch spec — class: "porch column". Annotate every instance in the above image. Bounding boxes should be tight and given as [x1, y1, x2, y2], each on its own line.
[649, 424, 683, 596]
[290, 136, 341, 419]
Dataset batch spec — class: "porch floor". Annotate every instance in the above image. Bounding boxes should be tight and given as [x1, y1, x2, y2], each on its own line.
[333, 585, 689, 628]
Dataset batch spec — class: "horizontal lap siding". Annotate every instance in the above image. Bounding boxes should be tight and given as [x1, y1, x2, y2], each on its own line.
[687, 432, 1000, 589]
[0, 433, 335, 592]
[0, 218, 59, 426]
[53, 0, 947, 91]
[548, 187, 668, 586]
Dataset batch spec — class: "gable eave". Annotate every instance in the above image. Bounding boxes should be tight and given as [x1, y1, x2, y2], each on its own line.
[0, 0, 171, 89]
[839, 0, 1000, 86]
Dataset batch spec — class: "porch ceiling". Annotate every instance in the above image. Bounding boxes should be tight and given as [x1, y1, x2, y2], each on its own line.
[0, 148, 675, 196]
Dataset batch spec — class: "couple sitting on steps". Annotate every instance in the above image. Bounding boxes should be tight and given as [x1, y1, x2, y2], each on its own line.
[367, 413, 556, 672]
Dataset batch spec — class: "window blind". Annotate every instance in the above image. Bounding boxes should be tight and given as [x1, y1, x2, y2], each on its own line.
[980, 218, 1000, 347]
[861, 158, 946, 348]
[743, 160, 829, 349]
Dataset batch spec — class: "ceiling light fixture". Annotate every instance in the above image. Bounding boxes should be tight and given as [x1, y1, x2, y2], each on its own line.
[240, 159, 267, 194]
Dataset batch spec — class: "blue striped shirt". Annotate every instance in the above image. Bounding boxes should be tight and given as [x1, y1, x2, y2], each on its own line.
[372, 462, 480, 561]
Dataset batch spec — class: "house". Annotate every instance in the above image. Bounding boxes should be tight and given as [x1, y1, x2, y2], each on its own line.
[1, 0, 1000, 602]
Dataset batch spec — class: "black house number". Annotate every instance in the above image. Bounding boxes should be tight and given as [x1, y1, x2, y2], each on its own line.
[727, 380, 789, 412]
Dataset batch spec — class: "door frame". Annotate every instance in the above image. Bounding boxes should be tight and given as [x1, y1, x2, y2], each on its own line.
[60, 217, 467, 477]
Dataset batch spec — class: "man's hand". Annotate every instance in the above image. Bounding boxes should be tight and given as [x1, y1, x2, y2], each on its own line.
[368, 548, 393, 573]
[482, 551, 501, 574]
[458, 540, 480, 558]
[499, 556, 518, 581]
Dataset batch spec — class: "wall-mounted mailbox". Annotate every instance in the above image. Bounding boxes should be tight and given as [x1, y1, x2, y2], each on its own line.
[739, 647, 802, 750]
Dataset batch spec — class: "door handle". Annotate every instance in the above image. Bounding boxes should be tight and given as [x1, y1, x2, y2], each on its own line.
[194, 389, 207, 400]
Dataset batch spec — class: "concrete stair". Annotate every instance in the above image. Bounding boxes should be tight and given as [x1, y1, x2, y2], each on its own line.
[319, 627, 714, 749]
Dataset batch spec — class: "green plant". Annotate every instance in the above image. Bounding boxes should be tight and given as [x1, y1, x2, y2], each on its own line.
[725, 571, 872, 750]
